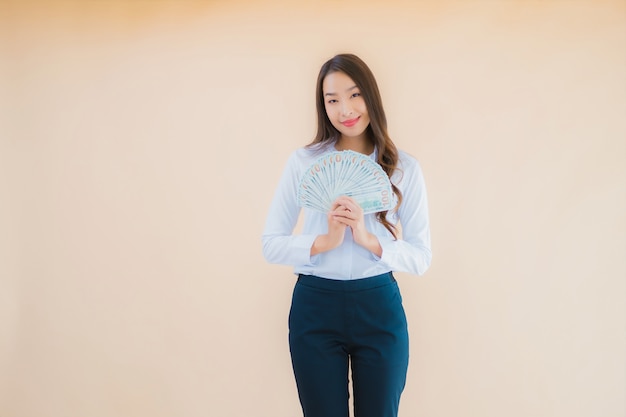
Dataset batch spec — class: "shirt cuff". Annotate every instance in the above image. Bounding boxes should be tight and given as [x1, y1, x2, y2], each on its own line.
[291, 234, 319, 266]
[375, 236, 396, 266]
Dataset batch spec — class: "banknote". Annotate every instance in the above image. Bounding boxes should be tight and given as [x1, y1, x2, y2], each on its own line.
[297, 150, 393, 214]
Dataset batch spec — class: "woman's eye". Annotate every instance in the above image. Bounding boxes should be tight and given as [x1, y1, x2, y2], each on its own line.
[327, 99, 338, 104]
[351, 93, 361, 98]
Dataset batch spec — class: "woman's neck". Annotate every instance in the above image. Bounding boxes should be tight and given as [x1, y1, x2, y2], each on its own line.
[334, 137, 374, 155]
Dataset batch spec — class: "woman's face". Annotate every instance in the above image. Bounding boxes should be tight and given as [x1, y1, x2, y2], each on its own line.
[322, 71, 370, 142]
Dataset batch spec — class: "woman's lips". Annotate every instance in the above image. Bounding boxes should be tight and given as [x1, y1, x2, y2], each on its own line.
[341, 117, 360, 127]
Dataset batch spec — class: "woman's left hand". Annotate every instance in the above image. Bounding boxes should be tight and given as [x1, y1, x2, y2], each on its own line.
[331, 196, 383, 257]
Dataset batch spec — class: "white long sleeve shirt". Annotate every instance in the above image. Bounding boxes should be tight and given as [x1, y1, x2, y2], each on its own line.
[262, 141, 431, 280]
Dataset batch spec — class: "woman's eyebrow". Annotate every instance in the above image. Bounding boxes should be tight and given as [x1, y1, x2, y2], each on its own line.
[324, 85, 358, 96]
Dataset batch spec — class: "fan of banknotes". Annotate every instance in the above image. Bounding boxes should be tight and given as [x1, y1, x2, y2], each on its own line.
[296, 150, 394, 214]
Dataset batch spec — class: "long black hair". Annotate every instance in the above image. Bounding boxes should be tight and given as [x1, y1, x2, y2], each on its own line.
[308, 53, 402, 239]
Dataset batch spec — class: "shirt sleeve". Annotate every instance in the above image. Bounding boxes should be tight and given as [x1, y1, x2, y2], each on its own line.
[261, 152, 319, 266]
[376, 157, 432, 276]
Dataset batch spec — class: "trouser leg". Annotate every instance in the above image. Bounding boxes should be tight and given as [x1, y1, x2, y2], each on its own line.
[350, 280, 409, 417]
[289, 282, 350, 417]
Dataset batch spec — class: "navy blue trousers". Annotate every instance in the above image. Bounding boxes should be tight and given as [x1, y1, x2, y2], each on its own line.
[288, 273, 409, 417]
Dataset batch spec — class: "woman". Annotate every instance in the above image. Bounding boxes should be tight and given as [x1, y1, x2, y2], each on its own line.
[262, 53, 431, 417]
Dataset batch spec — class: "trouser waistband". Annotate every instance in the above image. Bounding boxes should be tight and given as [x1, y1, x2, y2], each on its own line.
[296, 272, 395, 292]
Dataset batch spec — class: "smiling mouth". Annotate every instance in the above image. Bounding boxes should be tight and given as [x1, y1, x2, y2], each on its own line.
[341, 117, 360, 127]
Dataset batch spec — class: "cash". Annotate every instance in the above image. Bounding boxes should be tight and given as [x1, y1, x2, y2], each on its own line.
[297, 150, 394, 214]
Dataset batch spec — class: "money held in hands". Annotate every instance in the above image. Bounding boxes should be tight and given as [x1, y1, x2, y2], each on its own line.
[296, 150, 394, 214]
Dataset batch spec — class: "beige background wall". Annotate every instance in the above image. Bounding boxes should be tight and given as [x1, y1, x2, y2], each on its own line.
[1, 1, 624, 416]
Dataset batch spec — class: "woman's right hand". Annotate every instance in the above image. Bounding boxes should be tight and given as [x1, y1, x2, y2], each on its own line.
[310, 202, 347, 256]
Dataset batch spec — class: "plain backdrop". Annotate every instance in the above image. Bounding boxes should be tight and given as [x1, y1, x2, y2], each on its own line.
[1, 1, 625, 416]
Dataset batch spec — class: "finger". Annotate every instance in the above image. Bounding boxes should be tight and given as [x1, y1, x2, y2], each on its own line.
[337, 203, 358, 217]
[333, 195, 356, 207]
[333, 199, 350, 212]
[332, 205, 354, 215]
[335, 197, 360, 213]
[332, 216, 353, 227]
[330, 201, 350, 211]
[332, 212, 356, 223]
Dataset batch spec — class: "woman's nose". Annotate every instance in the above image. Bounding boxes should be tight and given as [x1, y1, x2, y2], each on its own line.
[341, 102, 354, 116]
